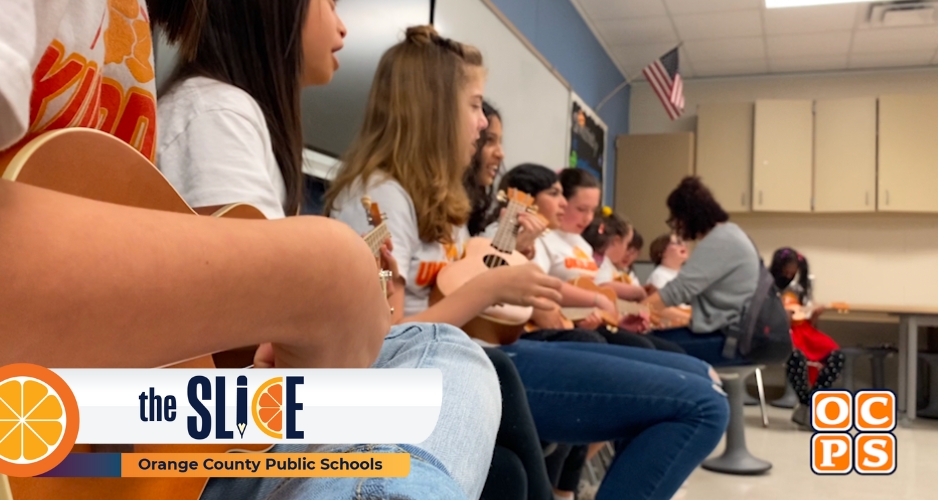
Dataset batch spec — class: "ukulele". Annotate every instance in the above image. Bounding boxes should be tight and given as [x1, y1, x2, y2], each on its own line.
[360, 197, 393, 300]
[432, 188, 540, 345]
[782, 293, 849, 322]
[0, 128, 299, 500]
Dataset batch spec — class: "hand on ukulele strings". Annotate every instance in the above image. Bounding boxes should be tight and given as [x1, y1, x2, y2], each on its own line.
[575, 312, 604, 331]
[490, 263, 563, 310]
[619, 311, 651, 334]
[643, 283, 658, 296]
[531, 307, 570, 330]
[514, 212, 548, 260]
[593, 292, 619, 319]
[378, 239, 400, 298]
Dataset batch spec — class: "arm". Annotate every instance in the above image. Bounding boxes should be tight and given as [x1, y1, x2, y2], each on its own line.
[602, 281, 647, 301]
[657, 238, 734, 308]
[393, 264, 562, 327]
[0, 180, 390, 369]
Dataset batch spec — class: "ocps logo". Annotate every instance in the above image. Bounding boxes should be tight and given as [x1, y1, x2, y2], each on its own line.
[810, 390, 896, 475]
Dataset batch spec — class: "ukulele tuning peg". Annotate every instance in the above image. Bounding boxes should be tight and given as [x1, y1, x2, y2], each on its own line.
[360, 196, 372, 209]
[496, 191, 507, 203]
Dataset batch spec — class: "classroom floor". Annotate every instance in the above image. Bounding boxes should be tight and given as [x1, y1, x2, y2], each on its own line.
[683, 406, 938, 500]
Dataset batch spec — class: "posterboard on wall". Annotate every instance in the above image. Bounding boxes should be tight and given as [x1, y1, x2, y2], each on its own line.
[568, 92, 608, 182]
[434, 0, 571, 172]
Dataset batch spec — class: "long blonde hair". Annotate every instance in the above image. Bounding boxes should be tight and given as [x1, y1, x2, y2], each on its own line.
[325, 25, 483, 244]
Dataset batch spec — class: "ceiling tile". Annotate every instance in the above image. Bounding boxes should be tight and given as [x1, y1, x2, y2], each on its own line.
[763, 3, 859, 35]
[596, 16, 677, 46]
[577, 0, 668, 20]
[693, 58, 768, 77]
[672, 9, 763, 40]
[766, 32, 853, 58]
[851, 26, 938, 54]
[664, 0, 761, 15]
[849, 51, 935, 69]
[769, 55, 849, 73]
[683, 36, 765, 62]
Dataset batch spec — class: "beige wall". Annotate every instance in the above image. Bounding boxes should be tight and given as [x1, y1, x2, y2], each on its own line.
[629, 68, 938, 309]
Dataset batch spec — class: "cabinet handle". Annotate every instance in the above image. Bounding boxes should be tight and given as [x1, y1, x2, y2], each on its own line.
[865, 192, 869, 206]
[886, 190, 890, 206]
[759, 190, 763, 206]
[741, 192, 746, 207]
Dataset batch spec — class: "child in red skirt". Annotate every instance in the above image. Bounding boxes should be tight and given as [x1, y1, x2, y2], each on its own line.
[771, 248, 845, 426]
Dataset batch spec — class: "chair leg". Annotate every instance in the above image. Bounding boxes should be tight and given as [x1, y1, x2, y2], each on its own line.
[771, 381, 799, 409]
[755, 367, 769, 428]
[702, 371, 773, 475]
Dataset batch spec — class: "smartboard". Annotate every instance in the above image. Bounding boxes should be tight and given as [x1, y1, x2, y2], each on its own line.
[435, 0, 571, 172]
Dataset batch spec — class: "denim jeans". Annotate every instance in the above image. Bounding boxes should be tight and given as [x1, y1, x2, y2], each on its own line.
[499, 340, 730, 500]
[200, 323, 500, 500]
[654, 327, 748, 367]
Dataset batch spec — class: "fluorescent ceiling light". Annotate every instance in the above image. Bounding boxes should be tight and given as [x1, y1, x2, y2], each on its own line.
[766, 0, 873, 8]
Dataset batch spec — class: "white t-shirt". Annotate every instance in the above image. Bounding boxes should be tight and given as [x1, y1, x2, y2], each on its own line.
[0, 0, 157, 160]
[531, 230, 605, 284]
[647, 266, 680, 290]
[157, 77, 287, 219]
[331, 176, 468, 317]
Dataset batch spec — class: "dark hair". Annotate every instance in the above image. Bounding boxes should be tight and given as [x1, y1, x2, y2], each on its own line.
[583, 212, 630, 253]
[771, 247, 810, 301]
[628, 229, 644, 251]
[483, 163, 557, 229]
[160, 0, 309, 216]
[148, 0, 207, 60]
[465, 102, 502, 236]
[559, 168, 600, 199]
[666, 176, 729, 241]
[649, 234, 672, 266]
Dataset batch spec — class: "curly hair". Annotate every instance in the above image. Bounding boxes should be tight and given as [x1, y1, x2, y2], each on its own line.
[666, 176, 729, 241]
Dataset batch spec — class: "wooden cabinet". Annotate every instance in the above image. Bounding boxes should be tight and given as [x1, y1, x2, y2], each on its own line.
[752, 99, 813, 212]
[615, 133, 695, 258]
[695, 102, 753, 213]
[814, 97, 877, 212]
[878, 95, 938, 212]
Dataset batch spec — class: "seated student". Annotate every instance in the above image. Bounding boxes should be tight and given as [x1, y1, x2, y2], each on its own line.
[2, 2, 386, 372]
[646, 233, 688, 291]
[327, 26, 729, 500]
[617, 228, 644, 286]
[645, 177, 760, 366]
[153, 4, 500, 499]
[771, 248, 845, 428]
[583, 209, 647, 302]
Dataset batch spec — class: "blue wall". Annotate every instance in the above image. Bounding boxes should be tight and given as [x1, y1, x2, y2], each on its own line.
[490, 0, 630, 205]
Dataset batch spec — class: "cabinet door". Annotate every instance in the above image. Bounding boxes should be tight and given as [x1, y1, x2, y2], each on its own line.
[878, 95, 938, 212]
[615, 133, 695, 259]
[814, 97, 877, 212]
[752, 99, 813, 212]
[696, 102, 753, 213]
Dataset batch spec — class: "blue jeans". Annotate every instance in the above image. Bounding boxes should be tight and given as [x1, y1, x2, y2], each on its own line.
[654, 328, 748, 367]
[499, 340, 730, 500]
[200, 323, 500, 500]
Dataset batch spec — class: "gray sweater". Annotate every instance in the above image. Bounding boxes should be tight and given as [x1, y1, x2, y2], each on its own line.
[659, 223, 759, 334]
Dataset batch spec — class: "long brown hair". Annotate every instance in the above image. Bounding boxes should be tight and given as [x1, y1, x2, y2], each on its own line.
[325, 25, 484, 244]
[155, 0, 308, 215]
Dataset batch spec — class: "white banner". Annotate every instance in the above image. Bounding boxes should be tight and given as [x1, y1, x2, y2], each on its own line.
[53, 369, 442, 445]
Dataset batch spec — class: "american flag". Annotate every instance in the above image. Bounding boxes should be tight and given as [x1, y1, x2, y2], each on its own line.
[642, 47, 685, 120]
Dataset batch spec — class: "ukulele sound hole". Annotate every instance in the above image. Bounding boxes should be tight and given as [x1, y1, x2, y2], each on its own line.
[483, 254, 509, 269]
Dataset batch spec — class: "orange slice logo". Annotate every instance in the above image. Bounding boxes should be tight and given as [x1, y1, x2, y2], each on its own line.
[0, 364, 79, 477]
[252, 377, 284, 439]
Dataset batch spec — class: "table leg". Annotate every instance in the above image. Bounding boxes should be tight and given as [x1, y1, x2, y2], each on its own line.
[903, 316, 919, 427]
[899, 316, 908, 415]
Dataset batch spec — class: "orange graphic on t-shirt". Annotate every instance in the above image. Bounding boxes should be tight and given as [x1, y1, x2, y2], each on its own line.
[564, 247, 598, 272]
[416, 262, 447, 288]
[24, 41, 156, 161]
[104, 0, 154, 84]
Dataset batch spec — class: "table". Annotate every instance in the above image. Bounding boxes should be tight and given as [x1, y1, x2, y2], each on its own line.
[821, 304, 938, 426]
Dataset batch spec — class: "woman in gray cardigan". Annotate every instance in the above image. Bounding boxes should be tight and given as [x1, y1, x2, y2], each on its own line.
[645, 177, 760, 365]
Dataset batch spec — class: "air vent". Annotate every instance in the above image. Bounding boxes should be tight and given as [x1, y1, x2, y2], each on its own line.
[866, 1, 937, 27]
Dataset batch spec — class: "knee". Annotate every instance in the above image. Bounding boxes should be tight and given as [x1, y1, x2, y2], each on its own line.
[692, 380, 731, 435]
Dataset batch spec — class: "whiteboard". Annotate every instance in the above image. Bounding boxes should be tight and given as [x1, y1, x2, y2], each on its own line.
[435, 0, 571, 172]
